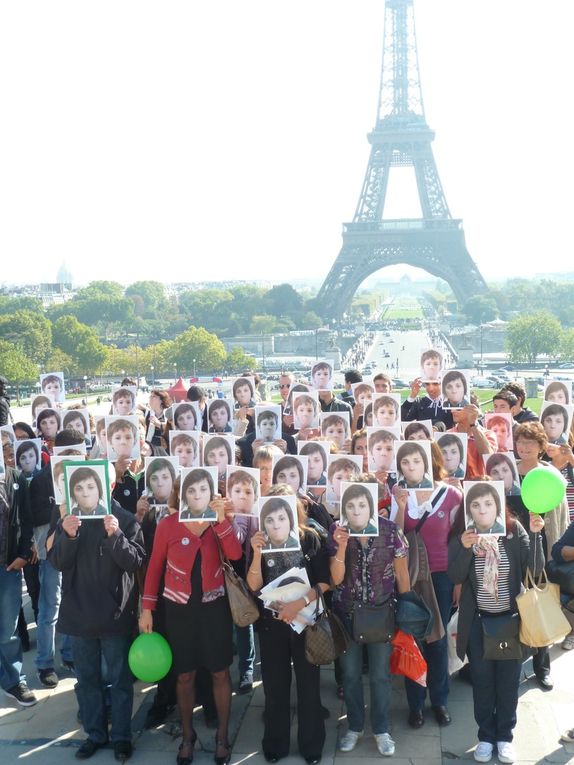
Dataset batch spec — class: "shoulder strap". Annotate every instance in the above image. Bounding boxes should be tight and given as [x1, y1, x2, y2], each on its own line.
[414, 484, 448, 534]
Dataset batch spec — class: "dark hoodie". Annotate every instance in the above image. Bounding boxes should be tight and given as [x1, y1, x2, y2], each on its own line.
[401, 395, 454, 428]
[49, 499, 145, 638]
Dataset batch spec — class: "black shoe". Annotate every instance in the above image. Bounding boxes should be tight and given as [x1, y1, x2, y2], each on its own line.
[305, 758, 321, 764]
[62, 660, 75, 673]
[113, 741, 132, 761]
[4, 682, 38, 707]
[176, 731, 197, 765]
[432, 705, 451, 726]
[214, 736, 231, 765]
[144, 703, 174, 729]
[535, 673, 554, 691]
[408, 709, 425, 729]
[264, 755, 281, 764]
[38, 668, 59, 688]
[75, 739, 107, 759]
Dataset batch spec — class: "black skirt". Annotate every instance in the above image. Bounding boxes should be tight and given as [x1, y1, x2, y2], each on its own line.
[164, 553, 233, 675]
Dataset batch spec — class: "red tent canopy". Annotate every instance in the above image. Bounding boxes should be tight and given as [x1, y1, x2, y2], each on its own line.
[167, 377, 189, 403]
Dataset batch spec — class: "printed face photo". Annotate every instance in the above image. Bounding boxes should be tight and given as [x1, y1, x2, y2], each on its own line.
[169, 431, 199, 467]
[367, 426, 400, 474]
[320, 412, 350, 450]
[62, 408, 90, 437]
[311, 361, 333, 391]
[255, 405, 282, 443]
[64, 461, 110, 518]
[173, 402, 200, 432]
[15, 439, 42, 476]
[464, 480, 506, 536]
[145, 457, 179, 504]
[272, 455, 307, 494]
[203, 435, 234, 476]
[207, 399, 232, 433]
[226, 466, 260, 515]
[292, 392, 319, 430]
[51, 455, 85, 504]
[40, 372, 66, 403]
[485, 453, 520, 496]
[540, 401, 573, 445]
[485, 413, 513, 453]
[420, 350, 443, 382]
[544, 380, 571, 405]
[112, 386, 137, 415]
[326, 454, 363, 502]
[31, 395, 52, 423]
[440, 370, 469, 409]
[179, 466, 218, 522]
[403, 420, 432, 441]
[372, 394, 400, 427]
[435, 432, 467, 479]
[259, 496, 300, 552]
[351, 383, 374, 406]
[395, 440, 433, 489]
[232, 377, 255, 407]
[1, 427, 15, 469]
[104, 416, 140, 462]
[340, 482, 379, 537]
[298, 441, 328, 486]
[37, 408, 61, 440]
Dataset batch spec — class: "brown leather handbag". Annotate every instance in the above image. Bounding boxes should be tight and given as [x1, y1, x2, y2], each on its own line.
[304, 587, 351, 666]
[213, 531, 259, 628]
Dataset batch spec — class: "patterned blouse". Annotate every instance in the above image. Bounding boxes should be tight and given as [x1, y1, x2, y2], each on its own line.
[328, 517, 408, 616]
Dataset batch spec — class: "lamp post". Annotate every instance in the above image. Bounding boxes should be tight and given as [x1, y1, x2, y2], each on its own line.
[83, 375, 88, 402]
[193, 358, 196, 378]
[150, 365, 155, 388]
[479, 324, 484, 376]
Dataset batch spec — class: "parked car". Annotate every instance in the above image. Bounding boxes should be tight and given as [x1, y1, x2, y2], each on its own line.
[470, 377, 499, 389]
[392, 378, 410, 388]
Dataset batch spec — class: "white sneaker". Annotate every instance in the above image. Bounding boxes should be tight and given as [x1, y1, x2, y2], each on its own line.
[374, 733, 395, 757]
[562, 634, 574, 651]
[497, 741, 516, 763]
[339, 730, 363, 752]
[474, 741, 493, 762]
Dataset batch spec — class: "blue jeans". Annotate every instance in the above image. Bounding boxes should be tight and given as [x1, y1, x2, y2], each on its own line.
[235, 624, 255, 677]
[72, 635, 133, 743]
[35, 559, 73, 669]
[339, 619, 393, 735]
[405, 571, 453, 711]
[0, 568, 24, 691]
[467, 613, 521, 743]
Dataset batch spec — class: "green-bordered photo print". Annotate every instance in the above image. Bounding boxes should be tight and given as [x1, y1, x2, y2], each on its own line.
[63, 460, 111, 518]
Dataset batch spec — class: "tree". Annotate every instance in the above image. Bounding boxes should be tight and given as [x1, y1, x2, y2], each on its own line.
[172, 327, 227, 374]
[52, 315, 107, 373]
[0, 340, 39, 384]
[125, 281, 167, 318]
[560, 329, 574, 363]
[462, 295, 499, 325]
[0, 310, 52, 364]
[506, 312, 563, 364]
[263, 284, 303, 322]
[226, 347, 257, 374]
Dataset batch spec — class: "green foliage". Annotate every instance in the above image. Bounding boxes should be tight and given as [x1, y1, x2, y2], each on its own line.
[52, 315, 107, 373]
[0, 296, 43, 315]
[0, 339, 40, 382]
[172, 326, 227, 374]
[125, 281, 167, 318]
[506, 311, 563, 363]
[0, 310, 52, 364]
[462, 295, 498, 325]
[559, 328, 574, 362]
[226, 346, 257, 374]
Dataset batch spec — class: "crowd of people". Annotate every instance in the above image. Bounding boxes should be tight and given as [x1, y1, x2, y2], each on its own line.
[1, 352, 574, 765]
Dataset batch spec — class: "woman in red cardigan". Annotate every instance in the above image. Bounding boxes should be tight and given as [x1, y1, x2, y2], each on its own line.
[140, 479, 241, 765]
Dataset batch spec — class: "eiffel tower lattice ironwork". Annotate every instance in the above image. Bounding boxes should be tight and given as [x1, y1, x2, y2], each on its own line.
[314, 0, 487, 320]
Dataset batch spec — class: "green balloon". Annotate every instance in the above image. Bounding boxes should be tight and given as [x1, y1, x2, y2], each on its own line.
[521, 466, 566, 515]
[129, 632, 172, 683]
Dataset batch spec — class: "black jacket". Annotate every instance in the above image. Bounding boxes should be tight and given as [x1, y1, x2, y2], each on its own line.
[29, 463, 55, 528]
[236, 430, 297, 468]
[1, 467, 34, 565]
[401, 396, 454, 428]
[0, 394, 10, 427]
[49, 499, 145, 638]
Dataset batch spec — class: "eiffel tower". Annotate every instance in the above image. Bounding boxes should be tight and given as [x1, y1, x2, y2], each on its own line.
[314, 0, 487, 320]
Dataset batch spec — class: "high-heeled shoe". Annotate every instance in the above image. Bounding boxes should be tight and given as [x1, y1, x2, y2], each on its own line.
[176, 731, 197, 765]
[214, 735, 231, 765]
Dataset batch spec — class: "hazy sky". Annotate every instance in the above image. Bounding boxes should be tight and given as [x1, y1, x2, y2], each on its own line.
[1, 1, 573, 288]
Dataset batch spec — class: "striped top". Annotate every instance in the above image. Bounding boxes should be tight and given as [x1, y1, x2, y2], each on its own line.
[474, 541, 511, 612]
[559, 465, 574, 523]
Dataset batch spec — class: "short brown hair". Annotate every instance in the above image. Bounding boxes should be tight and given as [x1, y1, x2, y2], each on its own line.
[514, 421, 548, 454]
